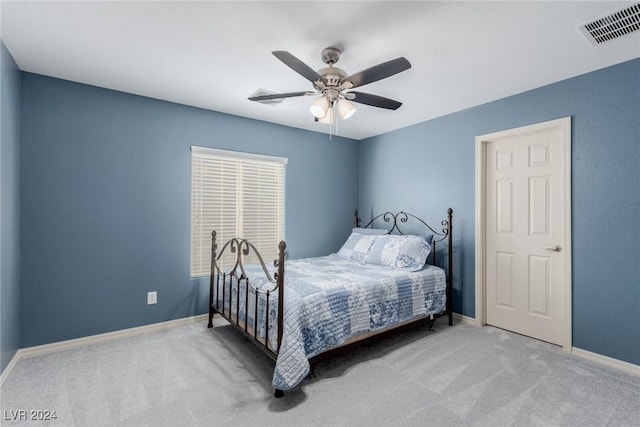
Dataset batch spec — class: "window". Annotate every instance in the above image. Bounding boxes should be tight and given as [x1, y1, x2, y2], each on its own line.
[191, 146, 287, 277]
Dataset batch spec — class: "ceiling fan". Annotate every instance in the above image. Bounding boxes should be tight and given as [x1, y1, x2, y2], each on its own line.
[248, 47, 411, 124]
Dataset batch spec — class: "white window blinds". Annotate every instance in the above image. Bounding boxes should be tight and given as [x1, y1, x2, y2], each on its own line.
[191, 147, 287, 277]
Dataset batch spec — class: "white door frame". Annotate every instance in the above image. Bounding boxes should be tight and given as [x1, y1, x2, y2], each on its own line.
[474, 117, 573, 351]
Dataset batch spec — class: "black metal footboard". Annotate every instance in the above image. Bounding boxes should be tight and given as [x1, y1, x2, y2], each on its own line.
[207, 231, 286, 390]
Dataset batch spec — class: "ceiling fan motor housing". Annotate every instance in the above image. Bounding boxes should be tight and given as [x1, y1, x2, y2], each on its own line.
[317, 47, 347, 90]
[316, 66, 347, 88]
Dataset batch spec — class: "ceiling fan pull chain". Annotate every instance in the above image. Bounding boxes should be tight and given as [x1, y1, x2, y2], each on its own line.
[329, 117, 333, 140]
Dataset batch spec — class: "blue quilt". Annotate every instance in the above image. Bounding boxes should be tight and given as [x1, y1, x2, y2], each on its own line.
[215, 254, 446, 391]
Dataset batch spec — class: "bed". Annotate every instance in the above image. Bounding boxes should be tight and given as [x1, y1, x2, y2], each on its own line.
[207, 208, 453, 397]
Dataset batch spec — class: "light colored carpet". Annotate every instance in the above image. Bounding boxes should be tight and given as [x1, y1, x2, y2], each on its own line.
[1, 317, 638, 427]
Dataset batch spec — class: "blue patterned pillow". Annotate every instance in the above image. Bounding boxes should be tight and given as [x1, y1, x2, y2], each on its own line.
[336, 233, 377, 262]
[364, 234, 431, 271]
[422, 233, 435, 245]
[352, 235, 377, 263]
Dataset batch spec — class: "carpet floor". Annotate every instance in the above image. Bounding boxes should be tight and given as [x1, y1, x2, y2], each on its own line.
[1, 317, 638, 427]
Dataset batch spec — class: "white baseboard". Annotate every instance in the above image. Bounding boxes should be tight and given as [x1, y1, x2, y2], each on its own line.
[457, 316, 638, 376]
[0, 314, 208, 387]
[0, 349, 22, 387]
[4, 314, 637, 386]
[572, 347, 640, 377]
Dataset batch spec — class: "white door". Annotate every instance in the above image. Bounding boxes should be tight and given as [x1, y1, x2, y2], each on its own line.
[484, 118, 570, 346]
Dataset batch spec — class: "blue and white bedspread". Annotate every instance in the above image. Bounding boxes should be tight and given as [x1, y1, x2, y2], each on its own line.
[216, 254, 446, 391]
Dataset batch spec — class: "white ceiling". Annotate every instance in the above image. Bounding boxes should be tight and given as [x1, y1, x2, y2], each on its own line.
[1, 1, 639, 140]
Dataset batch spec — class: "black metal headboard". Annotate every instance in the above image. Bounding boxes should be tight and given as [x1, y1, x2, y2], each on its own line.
[353, 209, 453, 267]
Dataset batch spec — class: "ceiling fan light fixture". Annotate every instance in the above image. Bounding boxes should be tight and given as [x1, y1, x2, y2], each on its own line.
[310, 96, 329, 118]
[318, 105, 334, 124]
[337, 98, 356, 120]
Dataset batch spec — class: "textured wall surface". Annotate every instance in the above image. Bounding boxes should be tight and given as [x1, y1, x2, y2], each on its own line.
[20, 73, 358, 347]
[0, 42, 21, 373]
[359, 59, 640, 364]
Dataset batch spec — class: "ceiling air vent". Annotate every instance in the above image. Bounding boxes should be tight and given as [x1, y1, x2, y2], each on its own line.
[249, 89, 283, 106]
[579, 3, 640, 46]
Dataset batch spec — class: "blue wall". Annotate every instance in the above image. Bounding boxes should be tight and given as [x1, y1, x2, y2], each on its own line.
[9, 57, 640, 368]
[1, 42, 21, 372]
[20, 73, 358, 347]
[359, 59, 640, 365]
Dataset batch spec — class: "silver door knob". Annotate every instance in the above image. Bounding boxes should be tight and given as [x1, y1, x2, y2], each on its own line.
[543, 245, 561, 252]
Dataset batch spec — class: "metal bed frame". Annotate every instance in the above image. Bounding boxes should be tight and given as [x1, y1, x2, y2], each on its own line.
[207, 208, 453, 397]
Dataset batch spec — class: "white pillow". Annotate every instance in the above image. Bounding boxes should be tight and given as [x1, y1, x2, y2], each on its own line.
[352, 227, 388, 235]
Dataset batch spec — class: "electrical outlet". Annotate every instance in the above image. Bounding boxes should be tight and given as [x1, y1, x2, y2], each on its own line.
[147, 291, 157, 305]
